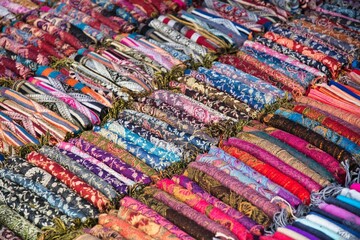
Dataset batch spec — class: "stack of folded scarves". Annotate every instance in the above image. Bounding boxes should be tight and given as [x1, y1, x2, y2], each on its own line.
[262, 92, 360, 167]
[217, 0, 360, 97]
[0, 87, 82, 153]
[265, 184, 360, 240]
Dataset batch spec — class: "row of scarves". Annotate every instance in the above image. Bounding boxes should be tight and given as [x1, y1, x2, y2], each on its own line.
[0, 0, 358, 154]
[265, 184, 360, 240]
[0, 92, 232, 240]
[0, 0, 357, 239]
[0, 0, 299, 152]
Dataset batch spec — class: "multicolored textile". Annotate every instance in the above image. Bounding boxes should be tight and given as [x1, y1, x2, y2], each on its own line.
[39, 146, 120, 201]
[5, 157, 98, 218]
[156, 178, 253, 240]
[79, 131, 158, 181]
[69, 138, 151, 184]
[0, 204, 40, 240]
[27, 151, 111, 211]
[119, 197, 193, 240]
[184, 165, 272, 226]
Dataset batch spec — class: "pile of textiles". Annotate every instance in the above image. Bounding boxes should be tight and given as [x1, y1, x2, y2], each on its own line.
[0, 0, 359, 239]
[218, 16, 359, 98]
[266, 184, 360, 240]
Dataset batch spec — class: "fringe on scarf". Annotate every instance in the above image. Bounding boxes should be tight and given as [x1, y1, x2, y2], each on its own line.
[39, 217, 97, 240]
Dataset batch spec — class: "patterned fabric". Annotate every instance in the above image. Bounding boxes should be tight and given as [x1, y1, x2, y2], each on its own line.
[79, 131, 158, 181]
[186, 68, 275, 110]
[236, 132, 329, 187]
[221, 145, 311, 204]
[224, 137, 322, 192]
[69, 138, 151, 184]
[115, 118, 184, 157]
[0, 167, 87, 220]
[119, 197, 193, 240]
[246, 130, 335, 182]
[57, 144, 129, 194]
[262, 114, 353, 163]
[274, 108, 360, 156]
[211, 61, 286, 97]
[241, 44, 317, 88]
[39, 146, 120, 201]
[84, 225, 125, 240]
[207, 147, 301, 206]
[151, 90, 229, 123]
[255, 36, 332, 77]
[169, 81, 248, 120]
[177, 76, 259, 119]
[0, 204, 40, 240]
[27, 151, 111, 211]
[94, 126, 170, 171]
[151, 189, 237, 239]
[0, 225, 21, 240]
[98, 213, 154, 240]
[263, 32, 341, 79]
[104, 120, 181, 163]
[156, 178, 253, 240]
[218, 54, 305, 96]
[0, 176, 59, 228]
[184, 165, 272, 226]
[5, 157, 98, 218]
[172, 175, 264, 236]
[119, 110, 212, 151]
[116, 206, 180, 239]
[12, 80, 93, 131]
[260, 128, 346, 184]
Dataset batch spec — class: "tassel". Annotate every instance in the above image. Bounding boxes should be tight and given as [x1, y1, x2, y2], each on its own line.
[15, 144, 40, 159]
[128, 183, 147, 200]
[159, 161, 189, 181]
[205, 119, 249, 139]
[267, 208, 290, 234]
[50, 58, 74, 70]
[310, 184, 343, 206]
[294, 204, 309, 218]
[154, 65, 185, 90]
[202, 53, 218, 69]
[0, 78, 15, 88]
[101, 97, 129, 125]
[187, 57, 203, 70]
[343, 159, 360, 187]
[258, 93, 293, 120]
[40, 218, 97, 240]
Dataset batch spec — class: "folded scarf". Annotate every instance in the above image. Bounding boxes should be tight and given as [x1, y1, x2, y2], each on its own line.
[0, 168, 87, 220]
[236, 132, 329, 187]
[156, 179, 253, 240]
[151, 189, 237, 239]
[221, 145, 311, 203]
[98, 214, 154, 240]
[27, 151, 111, 211]
[119, 197, 193, 240]
[79, 131, 158, 181]
[262, 114, 353, 163]
[68, 138, 151, 184]
[5, 157, 98, 218]
[172, 175, 264, 236]
[115, 207, 179, 240]
[257, 127, 346, 183]
[39, 146, 120, 201]
[184, 165, 271, 225]
[245, 130, 335, 182]
[0, 204, 40, 240]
